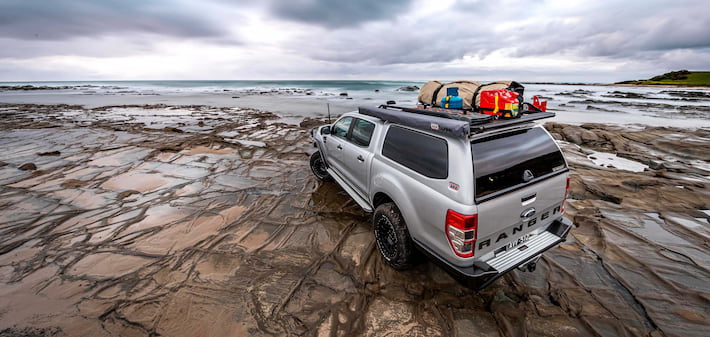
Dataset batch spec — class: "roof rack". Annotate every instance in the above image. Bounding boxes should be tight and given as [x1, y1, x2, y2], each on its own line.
[358, 105, 555, 138]
[382, 105, 494, 125]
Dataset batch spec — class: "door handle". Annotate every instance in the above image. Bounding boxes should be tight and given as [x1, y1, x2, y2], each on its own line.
[337, 145, 343, 150]
[521, 193, 537, 206]
[357, 155, 364, 162]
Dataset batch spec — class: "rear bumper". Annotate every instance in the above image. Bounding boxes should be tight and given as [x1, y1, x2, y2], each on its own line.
[413, 217, 574, 290]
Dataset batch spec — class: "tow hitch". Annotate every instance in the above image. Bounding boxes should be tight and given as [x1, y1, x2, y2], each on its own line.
[518, 255, 541, 272]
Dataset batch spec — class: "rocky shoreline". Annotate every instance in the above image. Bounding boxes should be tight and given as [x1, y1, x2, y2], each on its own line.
[0, 103, 708, 336]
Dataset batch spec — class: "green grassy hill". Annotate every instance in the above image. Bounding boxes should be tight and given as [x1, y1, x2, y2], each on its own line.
[617, 70, 710, 86]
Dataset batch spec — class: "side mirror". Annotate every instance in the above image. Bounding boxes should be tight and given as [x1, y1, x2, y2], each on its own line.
[321, 126, 331, 135]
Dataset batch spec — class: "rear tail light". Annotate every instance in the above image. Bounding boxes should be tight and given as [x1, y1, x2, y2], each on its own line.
[561, 176, 570, 213]
[445, 210, 477, 258]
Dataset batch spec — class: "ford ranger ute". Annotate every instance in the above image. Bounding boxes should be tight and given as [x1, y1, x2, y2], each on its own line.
[308, 105, 573, 289]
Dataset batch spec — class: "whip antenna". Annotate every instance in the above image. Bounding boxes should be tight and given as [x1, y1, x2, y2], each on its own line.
[327, 103, 331, 123]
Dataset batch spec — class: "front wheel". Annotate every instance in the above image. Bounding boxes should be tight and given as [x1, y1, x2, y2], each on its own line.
[310, 151, 331, 181]
[373, 202, 418, 270]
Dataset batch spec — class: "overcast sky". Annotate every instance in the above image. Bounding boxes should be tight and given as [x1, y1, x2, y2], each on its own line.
[1, 0, 709, 82]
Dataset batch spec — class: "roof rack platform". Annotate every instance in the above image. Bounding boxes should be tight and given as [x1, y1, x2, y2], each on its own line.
[358, 105, 555, 138]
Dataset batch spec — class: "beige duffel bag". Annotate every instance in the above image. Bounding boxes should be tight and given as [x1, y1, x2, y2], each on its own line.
[418, 80, 523, 109]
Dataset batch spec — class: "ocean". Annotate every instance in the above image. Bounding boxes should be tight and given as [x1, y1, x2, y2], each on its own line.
[1, 80, 709, 128]
[0, 80, 424, 94]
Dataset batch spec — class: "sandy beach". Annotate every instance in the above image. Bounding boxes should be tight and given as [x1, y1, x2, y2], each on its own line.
[0, 85, 709, 336]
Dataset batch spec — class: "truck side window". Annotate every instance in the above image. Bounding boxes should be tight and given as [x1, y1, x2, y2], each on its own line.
[350, 118, 375, 147]
[332, 117, 353, 139]
[382, 126, 448, 179]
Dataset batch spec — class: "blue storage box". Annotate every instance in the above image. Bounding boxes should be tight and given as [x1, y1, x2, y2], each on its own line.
[441, 87, 463, 109]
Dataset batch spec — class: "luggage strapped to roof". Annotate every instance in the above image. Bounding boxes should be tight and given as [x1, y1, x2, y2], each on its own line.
[419, 80, 525, 109]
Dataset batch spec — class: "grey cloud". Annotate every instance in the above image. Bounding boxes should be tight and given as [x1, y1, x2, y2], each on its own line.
[269, 0, 415, 28]
[283, 14, 498, 66]
[506, 1, 710, 58]
[2, 0, 709, 82]
[291, 0, 710, 68]
[0, 37, 155, 59]
[639, 17, 710, 51]
[0, 0, 229, 40]
[305, 34, 474, 65]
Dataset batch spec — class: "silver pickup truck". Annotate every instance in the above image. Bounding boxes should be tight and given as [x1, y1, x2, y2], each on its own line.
[309, 105, 573, 289]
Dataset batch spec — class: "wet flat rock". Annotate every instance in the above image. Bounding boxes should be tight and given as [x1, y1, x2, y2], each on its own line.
[0, 103, 709, 337]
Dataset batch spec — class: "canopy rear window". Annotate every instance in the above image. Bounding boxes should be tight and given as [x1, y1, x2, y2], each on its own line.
[472, 127, 566, 199]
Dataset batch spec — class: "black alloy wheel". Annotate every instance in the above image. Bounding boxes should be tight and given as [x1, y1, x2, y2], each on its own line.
[373, 202, 418, 270]
[310, 151, 331, 181]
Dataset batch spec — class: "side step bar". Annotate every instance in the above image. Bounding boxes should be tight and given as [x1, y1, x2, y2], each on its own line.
[326, 168, 373, 212]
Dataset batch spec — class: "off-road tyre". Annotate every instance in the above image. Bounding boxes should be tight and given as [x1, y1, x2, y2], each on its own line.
[310, 151, 332, 181]
[373, 202, 418, 270]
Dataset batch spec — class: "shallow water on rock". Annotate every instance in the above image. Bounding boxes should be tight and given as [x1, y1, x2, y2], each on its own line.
[586, 150, 650, 172]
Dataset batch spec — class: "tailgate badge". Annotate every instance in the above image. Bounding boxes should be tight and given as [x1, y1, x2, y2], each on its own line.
[521, 208, 536, 219]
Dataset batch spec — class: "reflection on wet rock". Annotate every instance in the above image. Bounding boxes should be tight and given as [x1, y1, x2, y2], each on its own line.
[0, 103, 708, 336]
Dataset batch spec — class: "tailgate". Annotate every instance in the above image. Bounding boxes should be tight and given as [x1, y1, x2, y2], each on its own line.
[470, 126, 568, 257]
[475, 174, 566, 256]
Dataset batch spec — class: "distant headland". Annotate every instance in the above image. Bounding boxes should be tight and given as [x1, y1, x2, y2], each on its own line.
[616, 70, 710, 87]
